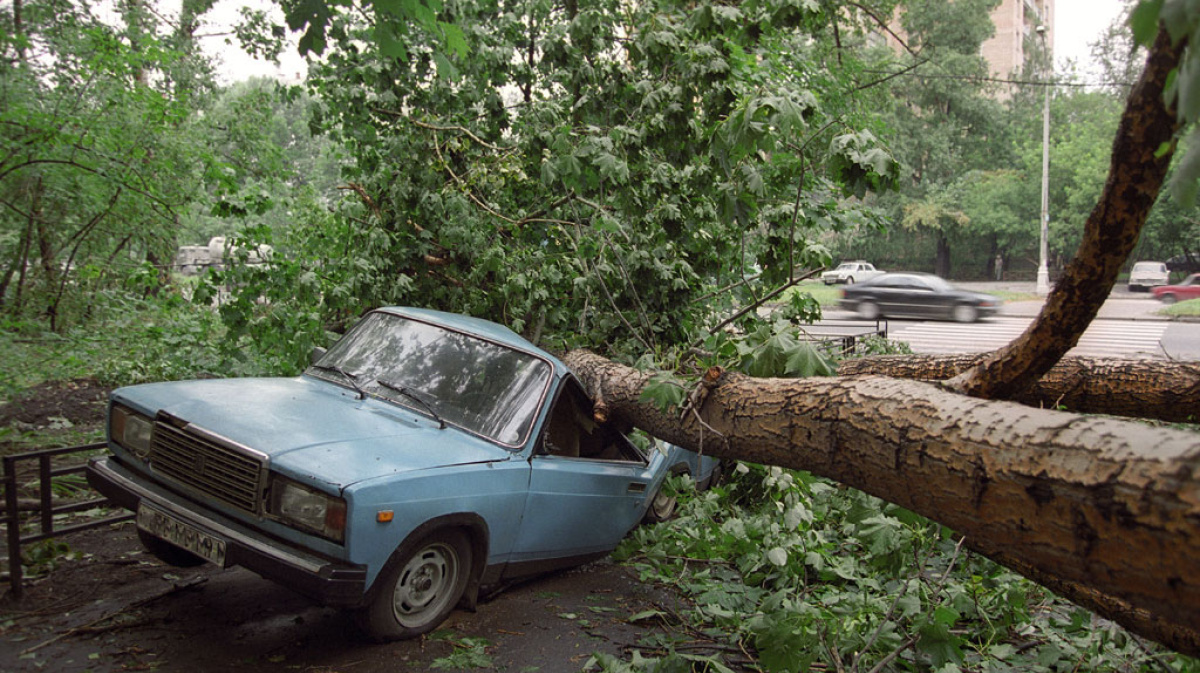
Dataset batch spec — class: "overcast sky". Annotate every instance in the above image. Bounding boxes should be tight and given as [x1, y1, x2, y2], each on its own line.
[1054, 0, 1127, 74]
[196, 0, 1133, 85]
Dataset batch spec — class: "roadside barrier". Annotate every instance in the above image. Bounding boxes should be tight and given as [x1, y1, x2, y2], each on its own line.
[1, 443, 132, 599]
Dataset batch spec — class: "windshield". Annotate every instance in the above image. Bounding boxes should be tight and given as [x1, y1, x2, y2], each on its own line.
[308, 312, 554, 446]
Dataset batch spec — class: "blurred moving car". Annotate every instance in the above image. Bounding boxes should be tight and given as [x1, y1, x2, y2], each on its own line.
[839, 273, 1001, 323]
[1128, 261, 1170, 291]
[1152, 274, 1200, 304]
[88, 307, 718, 641]
[821, 261, 885, 285]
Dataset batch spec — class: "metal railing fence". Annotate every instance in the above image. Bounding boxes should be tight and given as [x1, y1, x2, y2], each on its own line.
[2, 442, 131, 599]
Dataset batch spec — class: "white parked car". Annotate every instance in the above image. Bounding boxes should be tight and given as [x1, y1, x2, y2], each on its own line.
[1128, 261, 1170, 291]
[821, 261, 884, 285]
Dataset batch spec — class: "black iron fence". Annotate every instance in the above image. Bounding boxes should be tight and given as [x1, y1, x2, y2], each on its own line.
[1, 442, 131, 599]
[802, 320, 889, 357]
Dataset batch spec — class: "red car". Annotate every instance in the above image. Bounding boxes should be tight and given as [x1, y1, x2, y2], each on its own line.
[1152, 274, 1200, 304]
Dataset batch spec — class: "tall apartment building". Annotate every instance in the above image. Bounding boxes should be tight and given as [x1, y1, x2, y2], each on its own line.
[982, 0, 1054, 79]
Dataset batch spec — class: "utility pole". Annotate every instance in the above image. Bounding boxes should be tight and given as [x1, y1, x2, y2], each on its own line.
[1036, 24, 1051, 295]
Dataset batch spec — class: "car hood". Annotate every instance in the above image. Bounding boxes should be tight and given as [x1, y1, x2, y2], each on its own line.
[112, 377, 516, 489]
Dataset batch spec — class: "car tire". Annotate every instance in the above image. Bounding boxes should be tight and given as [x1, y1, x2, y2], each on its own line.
[952, 304, 978, 323]
[845, 277, 855, 285]
[137, 529, 207, 568]
[643, 466, 690, 524]
[643, 489, 678, 523]
[357, 529, 472, 641]
[857, 301, 880, 320]
[1161, 293, 1178, 305]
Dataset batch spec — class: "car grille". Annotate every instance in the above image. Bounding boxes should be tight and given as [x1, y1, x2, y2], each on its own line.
[149, 420, 266, 514]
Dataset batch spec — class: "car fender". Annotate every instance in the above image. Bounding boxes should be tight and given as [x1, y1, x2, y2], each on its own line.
[358, 511, 491, 611]
[344, 460, 529, 591]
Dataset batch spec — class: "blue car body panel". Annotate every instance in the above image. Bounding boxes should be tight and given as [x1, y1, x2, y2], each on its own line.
[88, 306, 717, 607]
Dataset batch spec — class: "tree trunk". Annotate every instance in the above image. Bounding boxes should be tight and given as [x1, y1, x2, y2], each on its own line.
[839, 354, 1200, 424]
[948, 30, 1183, 400]
[562, 350, 1200, 655]
[935, 232, 950, 278]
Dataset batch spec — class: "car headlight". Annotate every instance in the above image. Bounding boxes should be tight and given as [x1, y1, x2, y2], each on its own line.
[268, 475, 347, 543]
[111, 404, 154, 459]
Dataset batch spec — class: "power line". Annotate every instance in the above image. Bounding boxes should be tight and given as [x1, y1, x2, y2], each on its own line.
[864, 68, 1132, 89]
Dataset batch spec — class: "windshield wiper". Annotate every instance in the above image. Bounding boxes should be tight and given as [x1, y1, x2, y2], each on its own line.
[375, 380, 446, 429]
[309, 364, 366, 399]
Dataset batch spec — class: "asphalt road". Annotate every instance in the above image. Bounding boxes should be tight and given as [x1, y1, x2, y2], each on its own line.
[816, 282, 1200, 361]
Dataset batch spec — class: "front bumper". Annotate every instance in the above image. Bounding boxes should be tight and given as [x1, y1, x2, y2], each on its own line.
[87, 456, 367, 606]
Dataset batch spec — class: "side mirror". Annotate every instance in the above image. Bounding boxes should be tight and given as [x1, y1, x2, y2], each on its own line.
[309, 346, 327, 364]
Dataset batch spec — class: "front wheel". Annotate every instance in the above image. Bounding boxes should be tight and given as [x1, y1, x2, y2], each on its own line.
[357, 529, 472, 641]
[952, 304, 978, 323]
[845, 277, 855, 285]
[1160, 293, 1178, 305]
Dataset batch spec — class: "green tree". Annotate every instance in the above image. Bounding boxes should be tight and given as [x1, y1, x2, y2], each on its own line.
[209, 0, 901, 366]
[867, 0, 1008, 277]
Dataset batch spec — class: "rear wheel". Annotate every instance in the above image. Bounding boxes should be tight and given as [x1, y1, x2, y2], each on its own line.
[857, 301, 880, 320]
[643, 489, 678, 523]
[357, 529, 472, 641]
[138, 529, 206, 568]
[952, 304, 978, 323]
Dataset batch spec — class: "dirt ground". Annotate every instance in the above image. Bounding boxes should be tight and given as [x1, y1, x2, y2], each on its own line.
[0, 382, 714, 673]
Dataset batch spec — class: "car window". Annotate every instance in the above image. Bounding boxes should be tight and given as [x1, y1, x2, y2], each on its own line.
[310, 312, 553, 446]
[921, 276, 953, 292]
[540, 379, 639, 461]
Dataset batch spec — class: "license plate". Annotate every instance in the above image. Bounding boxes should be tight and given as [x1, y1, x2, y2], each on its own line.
[137, 503, 228, 567]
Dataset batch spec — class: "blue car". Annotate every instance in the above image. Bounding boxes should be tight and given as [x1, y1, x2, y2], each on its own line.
[87, 307, 717, 640]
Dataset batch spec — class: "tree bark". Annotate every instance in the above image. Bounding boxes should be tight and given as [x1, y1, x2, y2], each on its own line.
[949, 30, 1184, 400]
[563, 350, 1200, 655]
[839, 354, 1200, 424]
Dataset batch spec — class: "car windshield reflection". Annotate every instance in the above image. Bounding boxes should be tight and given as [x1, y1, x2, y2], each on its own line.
[307, 312, 553, 446]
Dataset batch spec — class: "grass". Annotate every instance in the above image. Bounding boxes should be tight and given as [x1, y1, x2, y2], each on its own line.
[787, 281, 846, 307]
[1161, 298, 1200, 317]
[988, 289, 1040, 302]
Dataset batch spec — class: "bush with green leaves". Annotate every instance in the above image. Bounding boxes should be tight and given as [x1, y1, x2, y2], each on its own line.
[612, 464, 1198, 672]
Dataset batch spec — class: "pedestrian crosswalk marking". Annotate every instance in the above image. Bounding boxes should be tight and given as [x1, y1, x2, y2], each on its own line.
[887, 318, 1168, 358]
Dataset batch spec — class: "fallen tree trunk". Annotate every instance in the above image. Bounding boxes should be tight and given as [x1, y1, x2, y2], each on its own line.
[564, 350, 1200, 655]
[839, 354, 1200, 423]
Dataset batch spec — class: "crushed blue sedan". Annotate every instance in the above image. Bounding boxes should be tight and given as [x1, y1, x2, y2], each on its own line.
[87, 307, 718, 640]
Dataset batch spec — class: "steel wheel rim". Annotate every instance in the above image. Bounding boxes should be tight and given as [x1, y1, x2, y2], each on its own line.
[393, 542, 460, 627]
[651, 491, 677, 519]
[954, 304, 976, 322]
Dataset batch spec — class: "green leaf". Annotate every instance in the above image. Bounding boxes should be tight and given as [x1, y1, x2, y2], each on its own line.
[784, 341, 835, 378]
[433, 52, 459, 79]
[1130, 0, 1165, 46]
[917, 620, 964, 669]
[639, 374, 687, 412]
[439, 22, 468, 57]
